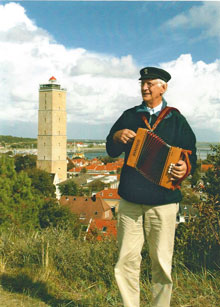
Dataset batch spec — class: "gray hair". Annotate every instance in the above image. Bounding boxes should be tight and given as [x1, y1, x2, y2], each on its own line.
[157, 79, 166, 85]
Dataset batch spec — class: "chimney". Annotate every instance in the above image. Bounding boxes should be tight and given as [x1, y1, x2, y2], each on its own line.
[91, 194, 96, 202]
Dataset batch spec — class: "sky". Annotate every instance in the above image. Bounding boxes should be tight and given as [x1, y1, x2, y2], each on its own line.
[0, 1, 220, 141]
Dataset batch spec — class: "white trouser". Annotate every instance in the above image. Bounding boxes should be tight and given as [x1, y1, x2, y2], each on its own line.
[115, 198, 179, 307]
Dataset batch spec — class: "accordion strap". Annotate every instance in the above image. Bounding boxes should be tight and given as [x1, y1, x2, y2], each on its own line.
[141, 106, 180, 131]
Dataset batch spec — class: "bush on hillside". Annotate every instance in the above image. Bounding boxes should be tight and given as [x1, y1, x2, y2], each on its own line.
[25, 168, 56, 198]
[39, 198, 81, 236]
[0, 156, 80, 233]
[14, 154, 37, 172]
[0, 155, 42, 231]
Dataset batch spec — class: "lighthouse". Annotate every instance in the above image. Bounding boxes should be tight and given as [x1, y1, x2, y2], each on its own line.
[37, 76, 67, 182]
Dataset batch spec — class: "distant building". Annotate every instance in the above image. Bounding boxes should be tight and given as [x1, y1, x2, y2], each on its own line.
[201, 164, 213, 173]
[86, 219, 117, 241]
[37, 76, 67, 182]
[96, 188, 120, 211]
[60, 195, 113, 223]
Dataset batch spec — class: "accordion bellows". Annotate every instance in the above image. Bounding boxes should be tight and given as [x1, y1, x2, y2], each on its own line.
[127, 128, 191, 190]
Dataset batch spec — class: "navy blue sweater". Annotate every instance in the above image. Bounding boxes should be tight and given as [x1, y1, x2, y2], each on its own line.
[106, 104, 197, 205]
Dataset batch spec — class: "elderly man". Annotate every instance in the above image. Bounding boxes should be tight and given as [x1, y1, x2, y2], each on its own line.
[106, 67, 197, 307]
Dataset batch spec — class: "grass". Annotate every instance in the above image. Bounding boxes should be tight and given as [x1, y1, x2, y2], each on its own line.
[171, 265, 220, 306]
[0, 227, 219, 307]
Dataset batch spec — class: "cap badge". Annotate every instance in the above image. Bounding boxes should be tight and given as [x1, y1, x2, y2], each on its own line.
[144, 68, 148, 74]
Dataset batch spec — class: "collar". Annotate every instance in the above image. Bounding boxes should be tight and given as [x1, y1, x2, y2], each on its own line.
[146, 102, 163, 115]
[136, 98, 168, 117]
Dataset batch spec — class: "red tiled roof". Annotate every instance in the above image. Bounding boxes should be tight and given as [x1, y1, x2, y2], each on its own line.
[68, 158, 124, 174]
[68, 167, 82, 172]
[95, 165, 107, 171]
[49, 76, 56, 81]
[86, 165, 97, 170]
[201, 164, 213, 171]
[96, 188, 120, 200]
[87, 219, 117, 240]
[60, 196, 113, 223]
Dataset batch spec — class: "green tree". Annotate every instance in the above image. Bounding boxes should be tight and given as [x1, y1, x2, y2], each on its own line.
[26, 168, 56, 198]
[4, 150, 13, 156]
[0, 135, 36, 144]
[175, 144, 220, 270]
[117, 167, 121, 174]
[59, 180, 79, 196]
[87, 179, 105, 193]
[202, 145, 220, 202]
[190, 161, 201, 188]
[39, 198, 81, 235]
[14, 154, 37, 172]
[80, 167, 87, 174]
[100, 156, 117, 165]
[0, 155, 42, 231]
[67, 160, 75, 171]
[181, 181, 200, 209]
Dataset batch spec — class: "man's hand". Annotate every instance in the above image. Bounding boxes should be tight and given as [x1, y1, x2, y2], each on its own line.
[170, 160, 187, 181]
[113, 129, 136, 144]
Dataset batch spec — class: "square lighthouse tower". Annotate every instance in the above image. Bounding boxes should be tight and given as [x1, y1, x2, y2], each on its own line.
[37, 76, 67, 182]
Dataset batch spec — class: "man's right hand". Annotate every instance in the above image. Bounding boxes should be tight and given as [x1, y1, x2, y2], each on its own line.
[113, 129, 136, 144]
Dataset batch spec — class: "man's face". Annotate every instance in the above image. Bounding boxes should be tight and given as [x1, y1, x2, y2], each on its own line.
[140, 79, 166, 104]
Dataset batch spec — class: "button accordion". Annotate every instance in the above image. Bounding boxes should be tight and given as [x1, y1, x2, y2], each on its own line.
[127, 128, 192, 190]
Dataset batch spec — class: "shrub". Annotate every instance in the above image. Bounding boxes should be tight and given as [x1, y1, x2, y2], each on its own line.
[174, 201, 220, 270]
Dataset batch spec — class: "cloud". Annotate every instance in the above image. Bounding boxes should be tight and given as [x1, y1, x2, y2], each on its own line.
[72, 54, 138, 78]
[161, 54, 220, 133]
[0, 2, 220, 141]
[0, 3, 139, 126]
[0, 2, 36, 32]
[165, 2, 220, 39]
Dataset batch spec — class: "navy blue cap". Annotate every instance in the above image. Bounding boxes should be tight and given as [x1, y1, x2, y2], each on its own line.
[139, 67, 171, 82]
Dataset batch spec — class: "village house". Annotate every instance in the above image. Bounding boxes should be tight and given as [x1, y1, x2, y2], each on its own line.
[75, 142, 88, 148]
[71, 158, 89, 167]
[67, 167, 82, 178]
[201, 164, 213, 173]
[90, 157, 104, 165]
[59, 195, 113, 223]
[68, 158, 124, 177]
[98, 174, 120, 189]
[96, 188, 120, 212]
[86, 219, 117, 241]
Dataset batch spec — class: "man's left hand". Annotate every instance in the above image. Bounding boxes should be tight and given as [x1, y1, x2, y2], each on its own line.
[170, 160, 187, 181]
